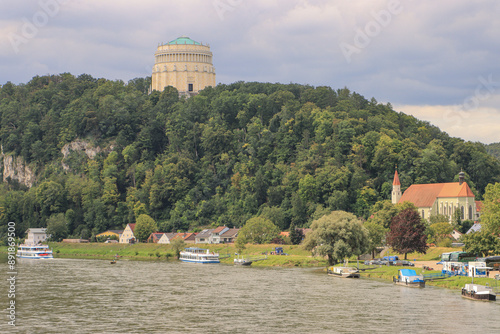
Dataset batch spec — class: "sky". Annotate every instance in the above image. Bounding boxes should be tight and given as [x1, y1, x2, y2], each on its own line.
[1, 0, 499, 144]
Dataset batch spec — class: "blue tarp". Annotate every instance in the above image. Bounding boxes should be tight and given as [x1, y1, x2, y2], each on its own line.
[400, 269, 417, 277]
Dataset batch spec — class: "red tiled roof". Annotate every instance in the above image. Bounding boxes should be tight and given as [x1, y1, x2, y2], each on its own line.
[475, 201, 483, 212]
[129, 223, 136, 233]
[399, 182, 475, 207]
[393, 170, 401, 186]
[220, 228, 239, 238]
[213, 226, 227, 233]
[280, 231, 290, 237]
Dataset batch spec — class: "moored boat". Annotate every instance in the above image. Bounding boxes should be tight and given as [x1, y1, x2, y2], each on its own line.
[16, 243, 54, 259]
[179, 247, 220, 264]
[461, 284, 496, 301]
[327, 266, 360, 278]
[234, 258, 253, 266]
[393, 269, 425, 287]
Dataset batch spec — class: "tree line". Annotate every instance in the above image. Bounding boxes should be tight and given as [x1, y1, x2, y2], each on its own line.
[1, 73, 499, 243]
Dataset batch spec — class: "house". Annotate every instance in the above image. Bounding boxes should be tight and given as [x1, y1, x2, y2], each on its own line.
[475, 201, 483, 220]
[25, 228, 49, 244]
[173, 232, 197, 244]
[147, 233, 165, 243]
[158, 233, 178, 244]
[208, 226, 229, 244]
[96, 230, 123, 240]
[195, 229, 213, 244]
[451, 230, 463, 241]
[119, 223, 136, 244]
[466, 222, 482, 234]
[219, 228, 239, 243]
[392, 169, 479, 222]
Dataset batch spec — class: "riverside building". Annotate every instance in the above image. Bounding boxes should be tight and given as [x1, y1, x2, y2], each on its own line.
[150, 36, 216, 96]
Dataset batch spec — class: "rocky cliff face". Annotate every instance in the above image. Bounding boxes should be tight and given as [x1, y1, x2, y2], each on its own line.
[2, 154, 35, 188]
[1, 140, 107, 188]
[61, 139, 103, 171]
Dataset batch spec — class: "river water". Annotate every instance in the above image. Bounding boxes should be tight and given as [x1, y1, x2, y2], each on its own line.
[1, 258, 499, 333]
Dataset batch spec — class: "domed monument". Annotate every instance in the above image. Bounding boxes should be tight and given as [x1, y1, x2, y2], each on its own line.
[151, 36, 216, 96]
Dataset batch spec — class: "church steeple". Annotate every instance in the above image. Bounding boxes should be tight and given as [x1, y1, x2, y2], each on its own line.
[392, 167, 402, 204]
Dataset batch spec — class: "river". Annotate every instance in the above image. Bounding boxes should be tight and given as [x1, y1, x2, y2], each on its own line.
[1, 258, 499, 333]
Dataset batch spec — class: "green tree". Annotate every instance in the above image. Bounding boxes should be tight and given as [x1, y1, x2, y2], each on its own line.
[363, 221, 387, 259]
[481, 183, 500, 234]
[303, 211, 369, 265]
[386, 208, 428, 259]
[237, 217, 280, 244]
[235, 234, 247, 254]
[428, 222, 453, 244]
[170, 238, 186, 259]
[462, 230, 500, 257]
[368, 200, 399, 229]
[46, 213, 68, 242]
[289, 222, 304, 245]
[134, 214, 157, 242]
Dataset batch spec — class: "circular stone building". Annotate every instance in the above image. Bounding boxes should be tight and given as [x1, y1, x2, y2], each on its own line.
[151, 36, 216, 96]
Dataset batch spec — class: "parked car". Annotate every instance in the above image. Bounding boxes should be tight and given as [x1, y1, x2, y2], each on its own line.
[393, 260, 415, 266]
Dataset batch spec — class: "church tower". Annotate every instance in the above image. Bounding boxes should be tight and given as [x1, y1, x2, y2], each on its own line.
[392, 168, 402, 204]
[151, 36, 216, 96]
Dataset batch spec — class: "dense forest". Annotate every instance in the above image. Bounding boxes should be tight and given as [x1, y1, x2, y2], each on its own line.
[1, 73, 499, 240]
[486, 143, 500, 160]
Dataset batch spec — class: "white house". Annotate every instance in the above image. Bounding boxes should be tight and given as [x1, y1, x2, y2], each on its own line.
[119, 223, 136, 244]
[195, 229, 213, 244]
[157, 233, 178, 244]
[208, 226, 229, 244]
[25, 228, 50, 244]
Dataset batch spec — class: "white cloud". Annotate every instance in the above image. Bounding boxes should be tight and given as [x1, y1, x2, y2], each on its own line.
[1, 0, 500, 143]
[395, 103, 500, 144]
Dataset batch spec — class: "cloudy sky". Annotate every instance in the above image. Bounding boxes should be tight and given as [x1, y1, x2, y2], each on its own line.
[1, 0, 499, 143]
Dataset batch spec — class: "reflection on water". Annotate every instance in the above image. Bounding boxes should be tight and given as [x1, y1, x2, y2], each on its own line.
[1, 257, 499, 333]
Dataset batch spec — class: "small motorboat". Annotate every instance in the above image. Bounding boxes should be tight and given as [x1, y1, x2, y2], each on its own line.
[327, 266, 360, 278]
[461, 283, 496, 301]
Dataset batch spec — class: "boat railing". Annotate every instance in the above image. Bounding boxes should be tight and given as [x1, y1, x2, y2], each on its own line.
[422, 272, 451, 281]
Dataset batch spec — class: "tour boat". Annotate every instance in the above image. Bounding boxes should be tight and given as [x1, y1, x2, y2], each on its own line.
[393, 269, 425, 287]
[327, 266, 360, 278]
[179, 247, 220, 264]
[16, 243, 54, 259]
[461, 284, 496, 301]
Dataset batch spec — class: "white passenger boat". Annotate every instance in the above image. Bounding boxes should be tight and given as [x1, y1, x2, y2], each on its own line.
[16, 243, 54, 259]
[179, 247, 220, 263]
[327, 266, 360, 278]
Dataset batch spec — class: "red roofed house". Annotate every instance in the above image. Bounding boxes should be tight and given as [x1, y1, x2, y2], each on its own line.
[147, 233, 165, 243]
[172, 232, 197, 244]
[392, 169, 478, 222]
[120, 223, 136, 244]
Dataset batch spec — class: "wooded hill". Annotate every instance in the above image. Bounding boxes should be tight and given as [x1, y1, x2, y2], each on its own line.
[1, 73, 499, 239]
[486, 143, 500, 160]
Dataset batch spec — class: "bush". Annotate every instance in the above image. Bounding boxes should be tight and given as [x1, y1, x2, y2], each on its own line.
[437, 238, 452, 248]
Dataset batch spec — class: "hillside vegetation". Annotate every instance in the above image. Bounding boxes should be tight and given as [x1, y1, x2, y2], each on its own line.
[486, 142, 500, 160]
[1, 74, 499, 240]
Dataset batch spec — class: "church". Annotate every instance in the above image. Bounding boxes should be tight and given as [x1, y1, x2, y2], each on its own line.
[150, 36, 216, 96]
[392, 169, 480, 222]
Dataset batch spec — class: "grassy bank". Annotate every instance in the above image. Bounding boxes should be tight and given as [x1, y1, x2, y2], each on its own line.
[359, 264, 499, 290]
[27, 242, 329, 267]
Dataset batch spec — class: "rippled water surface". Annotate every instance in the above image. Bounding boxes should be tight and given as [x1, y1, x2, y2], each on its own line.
[1, 258, 499, 333]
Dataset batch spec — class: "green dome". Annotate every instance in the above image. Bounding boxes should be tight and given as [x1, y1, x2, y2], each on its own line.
[167, 36, 201, 45]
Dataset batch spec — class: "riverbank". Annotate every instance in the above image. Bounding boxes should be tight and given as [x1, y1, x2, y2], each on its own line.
[4, 243, 499, 290]
[46, 242, 328, 267]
